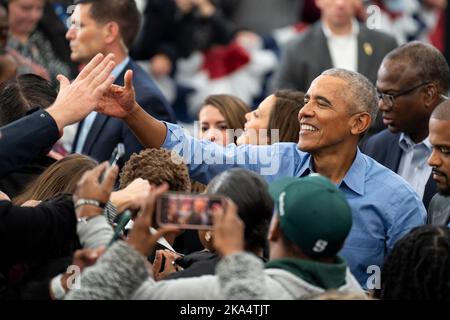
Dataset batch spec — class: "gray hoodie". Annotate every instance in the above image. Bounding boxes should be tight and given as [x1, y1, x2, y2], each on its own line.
[66, 241, 364, 300]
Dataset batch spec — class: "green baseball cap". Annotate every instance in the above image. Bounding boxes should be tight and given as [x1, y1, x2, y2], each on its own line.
[269, 174, 352, 257]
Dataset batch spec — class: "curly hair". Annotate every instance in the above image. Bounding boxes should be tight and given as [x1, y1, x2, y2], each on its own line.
[119, 148, 191, 192]
[379, 225, 450, 300]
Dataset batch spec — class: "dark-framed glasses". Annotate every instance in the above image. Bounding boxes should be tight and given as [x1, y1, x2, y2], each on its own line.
[377, 82, 431, 108]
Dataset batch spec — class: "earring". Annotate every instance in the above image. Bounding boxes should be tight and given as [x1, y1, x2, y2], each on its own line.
[204, 231, 211, 242]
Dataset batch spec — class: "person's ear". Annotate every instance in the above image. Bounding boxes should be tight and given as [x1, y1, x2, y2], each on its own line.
[350, 112, 371, 136]
[268, 215, 281, 242]
[423, 83, 438, 109]
[103, 22, 120, 45]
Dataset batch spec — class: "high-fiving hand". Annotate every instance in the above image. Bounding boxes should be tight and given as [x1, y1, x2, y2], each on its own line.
[96, 69, 139, 120]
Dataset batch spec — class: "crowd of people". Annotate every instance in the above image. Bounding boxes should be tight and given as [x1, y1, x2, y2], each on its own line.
[0, 0, 449, 301]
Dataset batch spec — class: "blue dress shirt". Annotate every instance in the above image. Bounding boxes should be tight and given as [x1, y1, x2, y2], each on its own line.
[162, 122, 427, 287]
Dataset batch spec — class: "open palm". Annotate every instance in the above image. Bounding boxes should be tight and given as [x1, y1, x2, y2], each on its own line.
[96, 69, 137, 119]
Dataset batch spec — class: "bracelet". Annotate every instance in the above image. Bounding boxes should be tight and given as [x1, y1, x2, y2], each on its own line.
[74, 199, 106, 210]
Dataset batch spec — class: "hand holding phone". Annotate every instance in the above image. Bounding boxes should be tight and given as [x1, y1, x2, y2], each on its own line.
[100, 143, 125, 183]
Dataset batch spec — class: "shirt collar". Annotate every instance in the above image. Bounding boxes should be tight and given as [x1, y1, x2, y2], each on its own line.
[322, 18, 359, 39]
[399, 133, 432, 152]
[111, 56, 130, 79]
[339, 148, 366, 196]
[297, 149, 366, 196]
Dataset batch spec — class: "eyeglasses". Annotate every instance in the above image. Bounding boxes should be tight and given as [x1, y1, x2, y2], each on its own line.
[377, 82, 431, 109]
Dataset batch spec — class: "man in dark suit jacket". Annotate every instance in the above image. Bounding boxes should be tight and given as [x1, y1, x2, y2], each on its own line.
[271, 1, 397, 91]
[67, 0, 176, 165]
[362, 42, 450, 209]
[270, 0, 397, 137]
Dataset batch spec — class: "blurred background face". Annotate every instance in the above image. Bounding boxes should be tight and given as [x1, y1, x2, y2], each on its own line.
[8, 0, 44, 37]
[0, 7, 8, 48]
[66, 4, 107, 63]
[315, 0, 357, 28]
[428, 118, 450, 195]
[236, 94, 275, 145]
[199, 105, 230, 146]
[193, 198, 206, 213]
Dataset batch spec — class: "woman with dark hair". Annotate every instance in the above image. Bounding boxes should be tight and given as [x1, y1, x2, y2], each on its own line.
[236, 90, 304, 145]
[198, 94, 250, 145]
[0, 73, 56, 126]
[378, 225, 450, 300]
[153, 168, 274, 280]
[14, 154, 97, 205]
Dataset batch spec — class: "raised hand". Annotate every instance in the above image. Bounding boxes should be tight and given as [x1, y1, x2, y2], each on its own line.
[110, 178, 152, 213]
[152, 249, 183, 281]
[127, 183, 179, 257]
[58, 246, 106, 294]
[211, 200, 244, 257]
[46, 53, 116, 131]
[0, 190, 10, 202]
[96, 69, 139, 119]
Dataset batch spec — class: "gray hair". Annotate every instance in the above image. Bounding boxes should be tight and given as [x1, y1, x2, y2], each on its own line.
[321, 68, 378, 121]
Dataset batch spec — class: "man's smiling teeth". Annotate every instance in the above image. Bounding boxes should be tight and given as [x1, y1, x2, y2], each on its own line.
[301, 124, 318, 131]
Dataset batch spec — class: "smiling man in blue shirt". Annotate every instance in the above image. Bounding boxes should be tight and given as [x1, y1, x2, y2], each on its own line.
[96, 68, 426, 287]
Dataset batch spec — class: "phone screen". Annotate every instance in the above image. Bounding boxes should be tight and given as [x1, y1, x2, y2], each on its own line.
[156, 193, 226, 230]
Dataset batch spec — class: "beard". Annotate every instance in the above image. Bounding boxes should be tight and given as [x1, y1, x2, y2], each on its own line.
[433, 168, 450, 196]
[438, 186, 450, 196]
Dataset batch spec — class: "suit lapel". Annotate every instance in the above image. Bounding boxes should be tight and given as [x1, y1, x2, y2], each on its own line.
[385, 135, 403, 171]
[82, 62, 130, 154]
[81, 113, 108, 155]
[314, 24, 334, 71]
[357, 25, 374, 78]
[71, 120, 83, 153]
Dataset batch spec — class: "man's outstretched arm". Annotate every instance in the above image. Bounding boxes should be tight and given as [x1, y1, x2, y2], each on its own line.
[96, 69, 167, 148]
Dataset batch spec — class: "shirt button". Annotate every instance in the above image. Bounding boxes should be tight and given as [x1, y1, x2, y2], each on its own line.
[40, 113, 46, 118]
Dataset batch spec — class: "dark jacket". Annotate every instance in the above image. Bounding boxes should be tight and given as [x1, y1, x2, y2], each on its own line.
[0, 194, 78, 300]
[0, 155, 55, 198]
[0, 110, 59, 179]
[166, 250, 220, 280]
[131, 0, 235, 64]
[166, 250, 267, 280]
[361, 129, 436, 209]
[72, 59, 176, 166]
